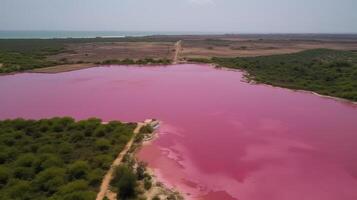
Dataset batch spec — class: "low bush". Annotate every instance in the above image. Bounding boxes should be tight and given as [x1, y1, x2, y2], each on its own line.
[0, 117, 136, 199]
[211, 49, 357, 101]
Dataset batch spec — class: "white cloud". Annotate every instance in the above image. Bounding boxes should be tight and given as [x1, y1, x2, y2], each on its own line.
[187, 0, 215, 5]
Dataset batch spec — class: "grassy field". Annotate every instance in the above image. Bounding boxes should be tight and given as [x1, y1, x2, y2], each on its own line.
[0, 117, 136, 200]
[209, 49, 357, 101]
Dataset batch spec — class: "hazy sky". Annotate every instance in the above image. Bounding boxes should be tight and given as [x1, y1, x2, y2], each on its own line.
[1, 0, 357, 33]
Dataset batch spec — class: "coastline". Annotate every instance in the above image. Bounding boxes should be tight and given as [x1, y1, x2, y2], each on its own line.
[2, 62, 356, 105]
[134, 120, 184, 200]
[30, 63, 97, 74]
[257, 78, 357, 105]
[205, 62, 357, 105]
[297, 89, 357, 105]
[0, 63, 97, 76]
[2, 60, 357, 200]
[101, 119, 184, 200]
[0, 63, 173, 76]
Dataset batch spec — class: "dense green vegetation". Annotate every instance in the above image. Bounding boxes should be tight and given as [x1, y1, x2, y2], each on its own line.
[0, 40, 74, 73]
[0, 117, 136, 200]
[111, 165, 140, 200]
[98, 58, 171, 65]
[210, 49, 357, 101]
[109, 126, 155, 200]
[0, 39, 67, 73]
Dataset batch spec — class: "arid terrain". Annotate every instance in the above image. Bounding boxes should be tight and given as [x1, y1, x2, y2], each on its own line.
[2, 34, 357, 74]
[48, 42, 175, 63]
[180, 37, 357, 59]
[44, 34, 357, 64]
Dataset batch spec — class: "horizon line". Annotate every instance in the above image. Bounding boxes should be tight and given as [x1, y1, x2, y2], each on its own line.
[1, 30, 357, 35]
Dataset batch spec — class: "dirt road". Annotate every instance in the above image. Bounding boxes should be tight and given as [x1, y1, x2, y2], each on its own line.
[95, 122, 146, 200]
[173, 40, 182, 64]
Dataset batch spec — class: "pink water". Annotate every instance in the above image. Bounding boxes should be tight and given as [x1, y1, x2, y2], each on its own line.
[1, 64, 357, 200]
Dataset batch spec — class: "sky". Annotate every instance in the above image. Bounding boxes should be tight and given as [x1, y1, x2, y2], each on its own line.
[1, 0, 357, 33]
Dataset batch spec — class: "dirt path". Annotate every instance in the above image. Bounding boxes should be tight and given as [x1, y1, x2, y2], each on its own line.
[173, 40, 182, 64]
[96, 122, 147, 200]
[30, 63, 96, 74]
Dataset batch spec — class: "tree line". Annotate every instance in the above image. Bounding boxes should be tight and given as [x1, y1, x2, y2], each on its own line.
[211, 49, 357, 101]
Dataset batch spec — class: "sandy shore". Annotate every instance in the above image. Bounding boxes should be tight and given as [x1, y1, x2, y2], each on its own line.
[301, 90, 357, 105]
[96, 119, 183, 200]
[259, 81, 357, 105]
[211, 64, 357, 105]
[136, 121, 184, 200]
[30, 63, 96, 73]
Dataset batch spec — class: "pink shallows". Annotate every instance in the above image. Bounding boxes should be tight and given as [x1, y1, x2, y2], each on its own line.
[1, 64, 357, 200]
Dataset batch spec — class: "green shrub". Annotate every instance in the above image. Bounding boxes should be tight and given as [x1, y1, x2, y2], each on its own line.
[112, 165, 137, 200]
[144, 178, 152, 190]
[68, 161, 90, 180]
[95, 139, 111, 151]
[33, 167, 66, 193]
[0, 167, 10, 186]
[0, 118, 135, 199]
[152, 195, 161, 200]
[136, 161, 147, 180]
[212, 49, 357, 101]
[87, 169, 104, 187]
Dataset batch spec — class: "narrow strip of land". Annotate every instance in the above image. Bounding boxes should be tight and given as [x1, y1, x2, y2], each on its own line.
[173, 40, 182, 64]
[96, 122, 147, 200]
[30, 63, 96, 73]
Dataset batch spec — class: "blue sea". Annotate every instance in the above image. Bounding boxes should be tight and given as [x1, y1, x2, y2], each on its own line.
[0, 31, 218, 39]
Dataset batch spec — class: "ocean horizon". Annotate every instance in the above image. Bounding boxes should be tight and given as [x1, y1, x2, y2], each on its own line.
[0, 30, 222, 39]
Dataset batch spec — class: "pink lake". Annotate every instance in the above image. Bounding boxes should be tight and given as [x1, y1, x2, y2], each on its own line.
[1, 64, 357, 200]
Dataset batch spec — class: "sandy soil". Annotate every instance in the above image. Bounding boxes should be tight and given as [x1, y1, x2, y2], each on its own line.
[48, 42, 175, 63]
[30, 63, 96, 73]
[181, 39, 357, 58]
[173, 40, 182, 64]
[96, 122, 147, 200]
[44, 34, 357, 64]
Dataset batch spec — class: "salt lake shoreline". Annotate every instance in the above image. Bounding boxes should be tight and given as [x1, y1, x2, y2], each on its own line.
[2, 62, 357, 200]
[204, 63, 357, 105]
[3, 62, 356, 105]
[2, 63, 356, 199]
[98, 119, 184, 200]
[133, 120, 184, 200]
[2, 61, 355, 110]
